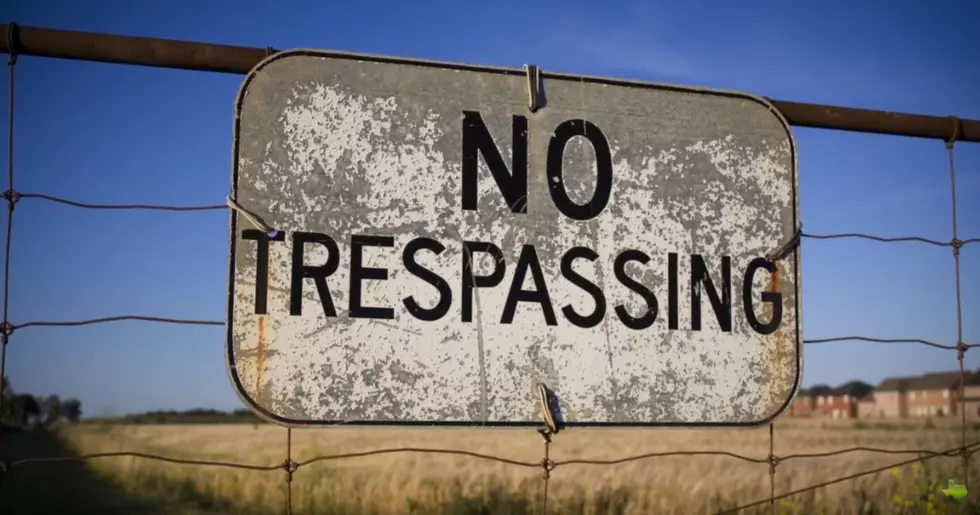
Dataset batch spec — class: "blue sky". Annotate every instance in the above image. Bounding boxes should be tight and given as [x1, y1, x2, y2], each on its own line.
[0, 0, 977, 417]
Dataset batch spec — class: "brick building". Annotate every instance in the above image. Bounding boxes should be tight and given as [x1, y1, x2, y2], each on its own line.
[789, 388, 815, 417]
[868, 377, 911, 418]
[786, 370, 980, 420]
[906, 372, 959, 417]
[834, 380, 874, 418]
[789, 382, 872, 419]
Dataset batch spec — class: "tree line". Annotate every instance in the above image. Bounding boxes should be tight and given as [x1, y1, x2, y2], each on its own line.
[2, 375, 265, 427]
[1, 376, 82, 430]
[117, 408, 264, 425]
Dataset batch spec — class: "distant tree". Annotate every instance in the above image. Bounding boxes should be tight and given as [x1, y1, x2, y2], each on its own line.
[41, 394, 62, 426]
[1, 376, 10, 408]
[1, 376, 11, 423]
[12, 393, 40, 426]
[61, 398, 82, 423]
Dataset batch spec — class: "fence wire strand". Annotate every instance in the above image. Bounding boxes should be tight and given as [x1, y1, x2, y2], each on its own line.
[803, 336, 978, 350]
[16, 192, 980, 247]
[0, 42, 977, 515]
[717, 441, 980, 515]
[6, 440, 980, 514]
[285, 428, 294, 515]
[9, 192, 980, 248]
[0, 23, 16, 454]
[7, 441, 978, 477]
[946, 117, 972, 496]
[9, 318, 978, 352]
[767, 423, 775, 514]
[17, 192, 227, 211]
[12, 316, 224, 330]
[12, 442, 972, 471]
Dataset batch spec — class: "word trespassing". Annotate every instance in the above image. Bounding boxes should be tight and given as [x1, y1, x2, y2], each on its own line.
[243, 230, 782, 335]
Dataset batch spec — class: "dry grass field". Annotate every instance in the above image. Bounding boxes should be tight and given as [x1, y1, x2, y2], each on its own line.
[5, 419, 980, 514]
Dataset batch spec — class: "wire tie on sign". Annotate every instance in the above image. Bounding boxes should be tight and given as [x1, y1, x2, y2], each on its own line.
[226, 197, 277, 236]
[536, 382, 564, 436]
[767, 224, 802, 261]
[534, 383, 561, 479]
[6, 23, 18, 66]
[957, 341, 969, 361]
[524, 64, 544, 113]
[946, 115, 960, 150]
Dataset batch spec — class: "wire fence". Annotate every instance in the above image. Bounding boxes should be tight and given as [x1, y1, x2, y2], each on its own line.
[0, 25, 978, 515]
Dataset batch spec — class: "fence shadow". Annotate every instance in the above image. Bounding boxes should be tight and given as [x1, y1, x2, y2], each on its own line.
[0, 428, 163, 515]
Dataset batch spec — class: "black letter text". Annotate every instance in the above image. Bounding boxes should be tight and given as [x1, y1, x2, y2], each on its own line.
[461, 111, 528, 213]
[546, 119, 614, 221]
[349, 235, 395, 320]
[403, 237, 452, 322]
[290, 232, 340, 318]
[461, 241, 506, 322]
[243, 229, 285, 315]
[690, 255, 732, 332]
[560, 246, 606, 328]
[742, 257, 783, 335]
[501, 245, 557, 326]
[614, 250, 659, 330]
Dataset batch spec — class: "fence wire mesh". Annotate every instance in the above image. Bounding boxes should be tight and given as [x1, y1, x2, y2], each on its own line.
[0, 32, 977, 515]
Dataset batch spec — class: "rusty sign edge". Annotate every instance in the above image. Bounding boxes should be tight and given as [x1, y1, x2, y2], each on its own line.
[225, 48, 803, 429]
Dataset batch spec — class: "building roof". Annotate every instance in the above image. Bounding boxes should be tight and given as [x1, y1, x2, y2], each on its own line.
[877, 377, 910, 392]
[803, 369, 980, 395]
[956, 371, 980, 388]
[876, 371, 980, 391]
[910, 371, 965, 390]
[806, 384, 834, 396]
[835, 380, 874, 398]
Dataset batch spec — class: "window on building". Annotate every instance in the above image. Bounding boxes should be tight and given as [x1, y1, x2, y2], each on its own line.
[817, 396, 824, 405]
[910, 392, 916, 400]
[944, 390, 950, 399]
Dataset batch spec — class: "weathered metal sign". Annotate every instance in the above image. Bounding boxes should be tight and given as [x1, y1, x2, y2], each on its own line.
[227, 50, 802, 427]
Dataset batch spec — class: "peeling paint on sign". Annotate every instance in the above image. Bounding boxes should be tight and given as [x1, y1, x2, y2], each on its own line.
[227, 50, 802, 427]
